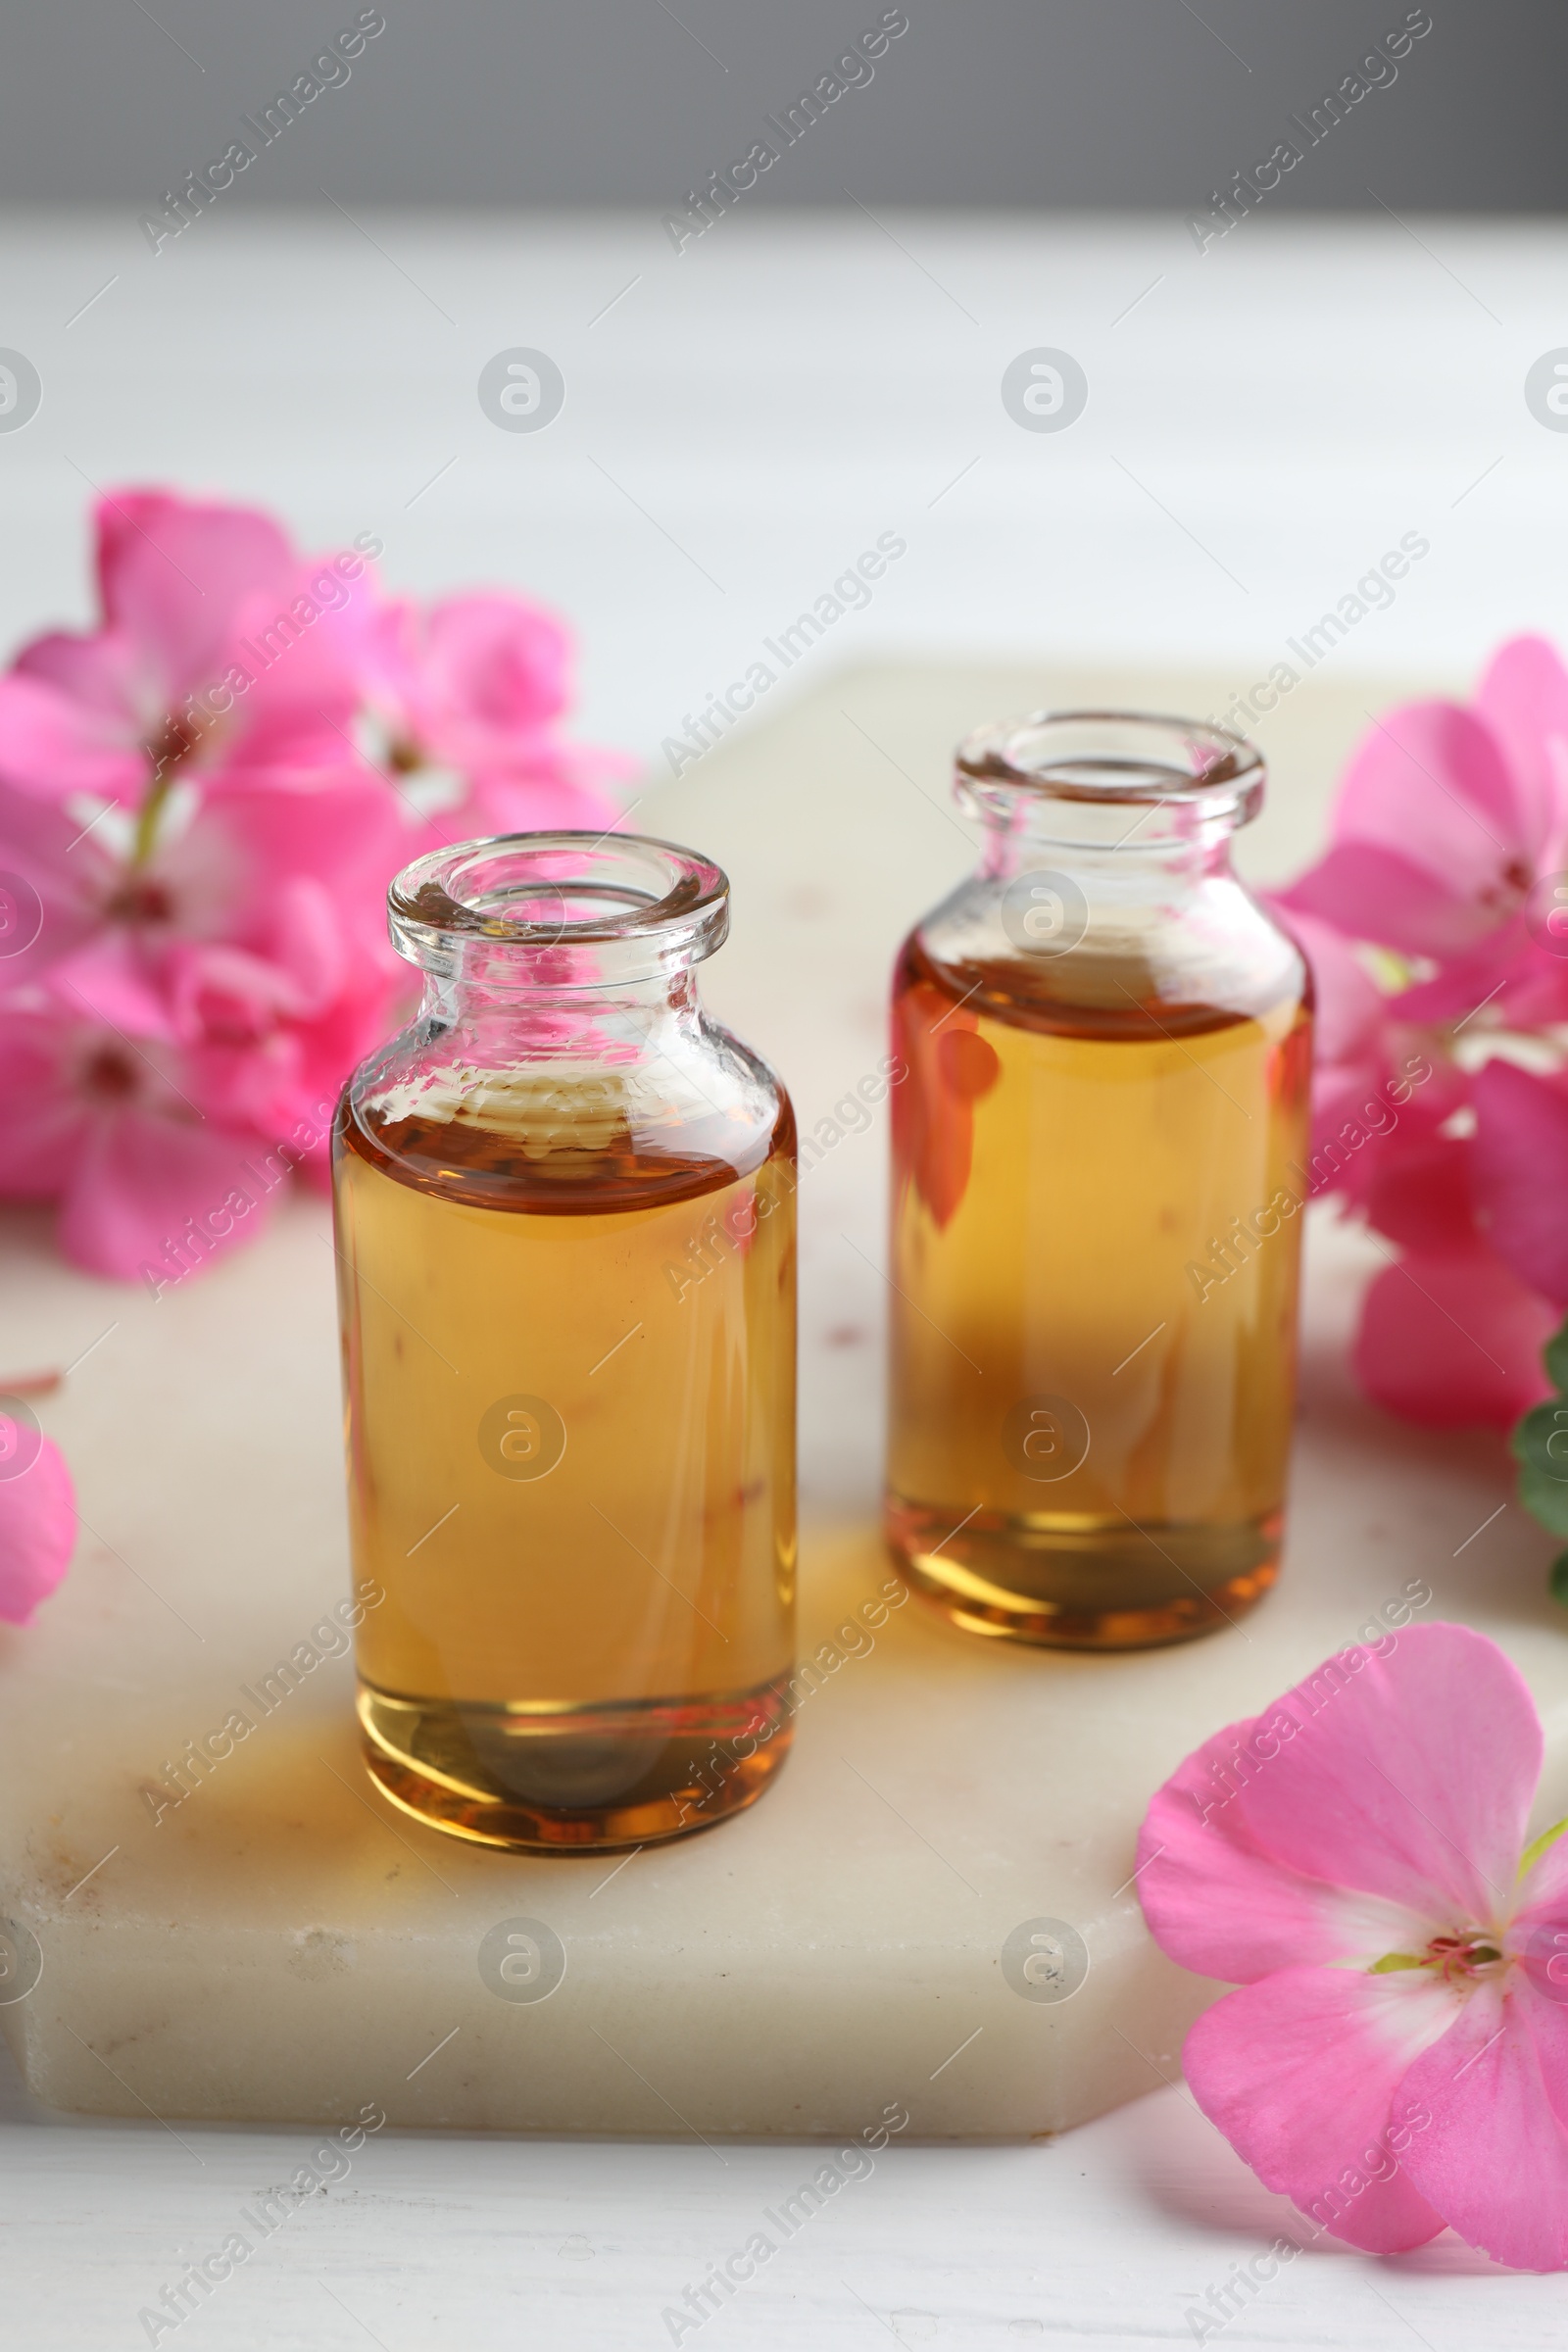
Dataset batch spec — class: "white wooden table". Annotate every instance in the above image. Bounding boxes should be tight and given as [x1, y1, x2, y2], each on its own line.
[2, 208, 1565, 2345]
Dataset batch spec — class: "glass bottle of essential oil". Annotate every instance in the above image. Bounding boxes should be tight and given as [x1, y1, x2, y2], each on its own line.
[332, 833, 797, 1851]
[885, 712, 1312, 1650]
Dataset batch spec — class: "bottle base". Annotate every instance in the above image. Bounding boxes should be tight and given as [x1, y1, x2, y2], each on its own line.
[357, 1673, 795, 1852]
[885, 1494, 1280, 1650]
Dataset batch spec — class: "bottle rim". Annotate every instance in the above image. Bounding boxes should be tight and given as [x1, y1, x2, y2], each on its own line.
[386, 830, 730, 984]
[956, 709, 1264, 820]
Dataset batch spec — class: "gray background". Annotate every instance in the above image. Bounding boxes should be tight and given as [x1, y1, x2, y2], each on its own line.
[0, 0, 1560, 212]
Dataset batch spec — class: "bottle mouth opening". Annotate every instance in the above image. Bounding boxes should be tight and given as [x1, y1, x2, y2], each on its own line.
[956, 710, 1264, 816]
[387, 831, 729, 985]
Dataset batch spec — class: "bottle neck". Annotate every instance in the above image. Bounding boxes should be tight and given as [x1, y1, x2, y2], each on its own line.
[421, 963, 705, 1063]
[975, 791, 1242, 893]
[919, 781, 1288, 1020]
[955, 708, 1262, 897]
[386, 830, 730, 1064]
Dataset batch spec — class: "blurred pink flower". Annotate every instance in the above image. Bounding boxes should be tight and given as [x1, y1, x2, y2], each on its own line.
[0, 489, 632, 1286]
[0, 1409, 74, 1625]
[1471, 1057, 1568, 1308]
[1281, 637, 1568, 1025]
[1352, 1243, 1556, 1430]
[1277, 636, 1568, 1428]
[0, 766, 408, 1278]
[0, 757, 404, 1000]
[0, 491, 411, 1289]
[358, 592, 631, 839]
[0, 489, 375, 808]
[0, 901, 408, 1275]
[1139, 1622, 1568, 2273]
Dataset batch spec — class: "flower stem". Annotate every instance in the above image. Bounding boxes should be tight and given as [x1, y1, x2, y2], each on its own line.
[131, 770, 172, 867]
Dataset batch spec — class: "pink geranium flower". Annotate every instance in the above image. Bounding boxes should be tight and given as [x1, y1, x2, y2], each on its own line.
[0, 489, 374, 809]
[0, 492, 405, 1278]
[1281, 637, 1568, 1025]
[0, 493, 394, 995]
[0, 487, 634, 1287]
[357, 592, 630, 839]
[0, 1406, 74, 1624]
[1277, 636, 1568, 1429]
[0, 765, 408, 1277]
[0, 919, 401, 1277]
[1139, 1622, 1568, 2271]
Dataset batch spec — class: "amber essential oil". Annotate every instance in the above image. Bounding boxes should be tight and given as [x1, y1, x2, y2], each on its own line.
[334, 1070, 798, 1851]
[886, 934, 1311, 1648]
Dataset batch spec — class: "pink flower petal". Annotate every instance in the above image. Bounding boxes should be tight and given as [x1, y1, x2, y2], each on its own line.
[221, 561, 381, 763]
[15, 624, 145, 717]
[1278, 839, 1496, 960]
[1223, 1624, 1541, 1928]
[191, 771, 405, 955]
[1309, 1053, 1467, 1239]
[95, 488, 297, 705]
[265, 877, 347, 1015]
[1488, 944, 1568, 1034]
[0, 670, 142, 803]
[1474, 634, 1568, 863]
[0, 1017, 86, 1199]
[186, 1042, 308, 1137]
[1310, 1061, 1386, 1166]
[1281, 699, 1538, 961]
[1138, 1714, 1437, 1983]
[423, 592, 574, 739]
[1389, 931, 1534, 1028]
[0, 784, 122, 987]
[1334, 700, 1528, 878]
[1353, 1245, 1556, 1429]
[1183, 1964, 1455, 2253]
[1471, 1058, 1568, 1307]
[164, 940, 308, 1044]
[0, 1432, 75, 1625]
[57, 1112, 275, 1283]
[445, 767, 621, 842]
[46, 936, 178, 1040]
[1514, 1832, 1568, 1931]
[1345, 1078, 1475, 1252]
[1399, 1978, 1568, 2272]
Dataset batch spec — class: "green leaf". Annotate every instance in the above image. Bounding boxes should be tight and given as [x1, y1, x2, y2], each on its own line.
[1544, 1315, 1568, 1396]
[1512, 1398, 1568, 1473]
[1513, 1336, 1568, 1552]
[1518, 1460, 1568, 1539]
[1368, 1951, 1426, 1974]
[1551, 1552, 1568, 1609]
[1519, 1814, 1568, 1877]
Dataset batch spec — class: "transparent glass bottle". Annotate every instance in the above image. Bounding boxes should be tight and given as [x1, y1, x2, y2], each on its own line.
[884, 712, 1312, 1650]
[332, 832, 797, 1850]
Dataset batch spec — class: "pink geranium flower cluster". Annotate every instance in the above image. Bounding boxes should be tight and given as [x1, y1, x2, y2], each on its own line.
[0, 487, 627, 1288]
[1278, 636, 1568, 1430]
[1140, 1622, 1568, 2273]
